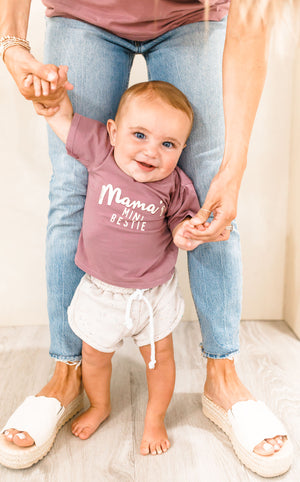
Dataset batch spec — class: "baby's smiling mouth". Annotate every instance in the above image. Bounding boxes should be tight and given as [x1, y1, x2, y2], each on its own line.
[135, 160, 156, 171]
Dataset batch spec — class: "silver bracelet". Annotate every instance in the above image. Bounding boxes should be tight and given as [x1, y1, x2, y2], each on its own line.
[0, 35, 31, 62]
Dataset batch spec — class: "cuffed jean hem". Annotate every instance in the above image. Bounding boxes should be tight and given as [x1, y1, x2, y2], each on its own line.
[200, 344, 240, 360]
[49, 353, 82, 363]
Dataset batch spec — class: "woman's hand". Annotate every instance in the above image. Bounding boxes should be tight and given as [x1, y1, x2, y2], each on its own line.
[29, 65, 73, 116]
[183, 165, 242, 243]
[4, 46, 73, 106]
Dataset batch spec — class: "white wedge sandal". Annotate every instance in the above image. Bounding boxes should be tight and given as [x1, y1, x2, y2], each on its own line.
[0, 392, 84, 469]
[202, 394, 293, 478]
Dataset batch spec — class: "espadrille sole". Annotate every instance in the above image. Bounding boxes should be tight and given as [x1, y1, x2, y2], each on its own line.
[202, 394, 293, 478]
[0, 392, 84, 470]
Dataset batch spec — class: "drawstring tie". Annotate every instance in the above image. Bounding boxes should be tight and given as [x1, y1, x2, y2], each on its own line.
[125, 289, 156, 369]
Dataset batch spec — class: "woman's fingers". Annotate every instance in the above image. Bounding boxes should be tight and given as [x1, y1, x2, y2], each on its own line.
[185, 211, 233, 242]
[23, 74, 33, 88]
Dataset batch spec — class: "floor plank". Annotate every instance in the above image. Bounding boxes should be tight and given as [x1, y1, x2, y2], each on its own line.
[0, 321, 299, 481]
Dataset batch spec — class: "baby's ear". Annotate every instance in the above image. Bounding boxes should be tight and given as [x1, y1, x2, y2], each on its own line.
[106, 119, 117, 146]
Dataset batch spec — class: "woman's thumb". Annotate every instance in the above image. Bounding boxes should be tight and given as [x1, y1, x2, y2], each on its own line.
[190, 207, 211, 226]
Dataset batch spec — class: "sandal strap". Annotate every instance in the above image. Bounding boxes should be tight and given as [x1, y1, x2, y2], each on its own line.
[1, 396, 64, 447]
[228, 400, 287, 452]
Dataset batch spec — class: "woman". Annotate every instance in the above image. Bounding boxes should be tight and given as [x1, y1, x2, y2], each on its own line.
[0, 0, 295, 476]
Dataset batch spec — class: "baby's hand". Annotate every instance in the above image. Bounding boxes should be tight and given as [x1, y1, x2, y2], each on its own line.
[172, 218, 209, 251]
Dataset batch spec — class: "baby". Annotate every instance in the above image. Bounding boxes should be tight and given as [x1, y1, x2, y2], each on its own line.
[34, 78, 202, 456]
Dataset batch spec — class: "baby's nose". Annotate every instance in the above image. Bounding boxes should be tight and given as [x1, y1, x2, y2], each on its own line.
[143, 143, 158, 159]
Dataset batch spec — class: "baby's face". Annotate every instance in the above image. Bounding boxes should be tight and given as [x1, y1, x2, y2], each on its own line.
[107, 95, 191, 183]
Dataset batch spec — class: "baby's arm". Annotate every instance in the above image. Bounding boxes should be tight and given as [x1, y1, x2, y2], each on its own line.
[172, 219, 210, 251]
[32, 66, 74, 144]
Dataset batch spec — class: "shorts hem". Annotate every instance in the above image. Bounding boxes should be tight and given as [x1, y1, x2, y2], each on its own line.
[68, 321, 119, 353]
[135, 311, 183, 348]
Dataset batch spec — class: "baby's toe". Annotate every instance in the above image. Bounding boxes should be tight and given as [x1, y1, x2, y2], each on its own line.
[150, 441, 157, 455]
[161, 439, 170, 453]
[140, 440, 150, 455]
[72, 422, 81, 437]
[155, 443, 163, 455]
[78, 427, 92, 440]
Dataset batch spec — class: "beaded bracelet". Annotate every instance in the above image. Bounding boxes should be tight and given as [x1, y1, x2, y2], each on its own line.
[0, 35, 31, 62]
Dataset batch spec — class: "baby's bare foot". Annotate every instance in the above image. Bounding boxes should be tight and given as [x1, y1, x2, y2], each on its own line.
[71, 406, 110, 440]
[140, 414, 170, 455]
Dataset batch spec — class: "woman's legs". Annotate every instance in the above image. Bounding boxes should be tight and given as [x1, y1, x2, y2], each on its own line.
[144, 20, 283, 455]
[5, 18, 136, 447]
[44, 17, 135, 364]
[145, 18, 241, 360]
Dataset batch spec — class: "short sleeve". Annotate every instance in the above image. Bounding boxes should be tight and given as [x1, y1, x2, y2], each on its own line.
[167, 168, 200, 233]
[66, 113, 112, 171]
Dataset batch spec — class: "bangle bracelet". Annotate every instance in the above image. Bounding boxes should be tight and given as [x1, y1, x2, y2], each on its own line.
[0, 35, 31, 62]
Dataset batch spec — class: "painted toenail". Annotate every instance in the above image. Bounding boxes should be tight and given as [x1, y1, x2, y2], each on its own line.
[4, 431, 9, 436]
[16, 433, 26, 440]
[263, 443, 273, 452]
[7, 433, 13, 440]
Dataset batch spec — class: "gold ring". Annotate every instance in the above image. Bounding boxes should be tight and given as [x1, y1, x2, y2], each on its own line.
[225, 225, 233, 232]
[200, 208, 211, 214]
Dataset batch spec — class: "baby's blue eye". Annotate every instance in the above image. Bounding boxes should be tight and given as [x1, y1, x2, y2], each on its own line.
[163, 141, 174, 149]
[134, 132, 145, 139]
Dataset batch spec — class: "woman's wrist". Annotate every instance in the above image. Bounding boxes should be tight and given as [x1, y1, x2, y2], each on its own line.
[217, 157, 247, 193]
[0, 34, 31, 62]
[220, 143, 248, 179]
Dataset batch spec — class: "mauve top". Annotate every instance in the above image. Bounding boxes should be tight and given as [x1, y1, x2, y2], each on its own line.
[66, 114, 200, 288]
[42, 0, 230, 41]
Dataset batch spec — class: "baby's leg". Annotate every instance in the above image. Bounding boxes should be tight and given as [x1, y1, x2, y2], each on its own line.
[139, 333, 175, 455]
[72, 341, 114, 440]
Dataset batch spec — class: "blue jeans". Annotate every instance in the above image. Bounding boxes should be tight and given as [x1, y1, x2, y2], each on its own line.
[44, 16, 242, 361]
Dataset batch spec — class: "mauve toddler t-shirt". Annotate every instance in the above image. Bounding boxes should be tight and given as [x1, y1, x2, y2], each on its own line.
[66, 114, 200, 289]
[42, 1, 230, 41]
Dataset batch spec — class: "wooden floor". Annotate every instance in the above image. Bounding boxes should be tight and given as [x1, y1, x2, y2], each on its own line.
[0, 321, 299, 482]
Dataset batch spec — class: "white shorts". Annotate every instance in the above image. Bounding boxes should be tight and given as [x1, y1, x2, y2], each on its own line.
[67, 272, 184, 353]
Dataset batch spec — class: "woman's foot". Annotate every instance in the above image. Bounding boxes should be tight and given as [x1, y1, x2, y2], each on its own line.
[4, 361, 82, 447]
[140, 411, 170, 455]
[204, 358, 286, 456]
[71, 405, 110, 440]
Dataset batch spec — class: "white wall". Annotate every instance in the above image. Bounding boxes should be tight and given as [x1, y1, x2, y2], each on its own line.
[284, 44, 300, 338]
[0, 1, 298, 327]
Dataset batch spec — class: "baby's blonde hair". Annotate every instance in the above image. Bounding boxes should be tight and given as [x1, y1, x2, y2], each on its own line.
[115, 81, 194, 138]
